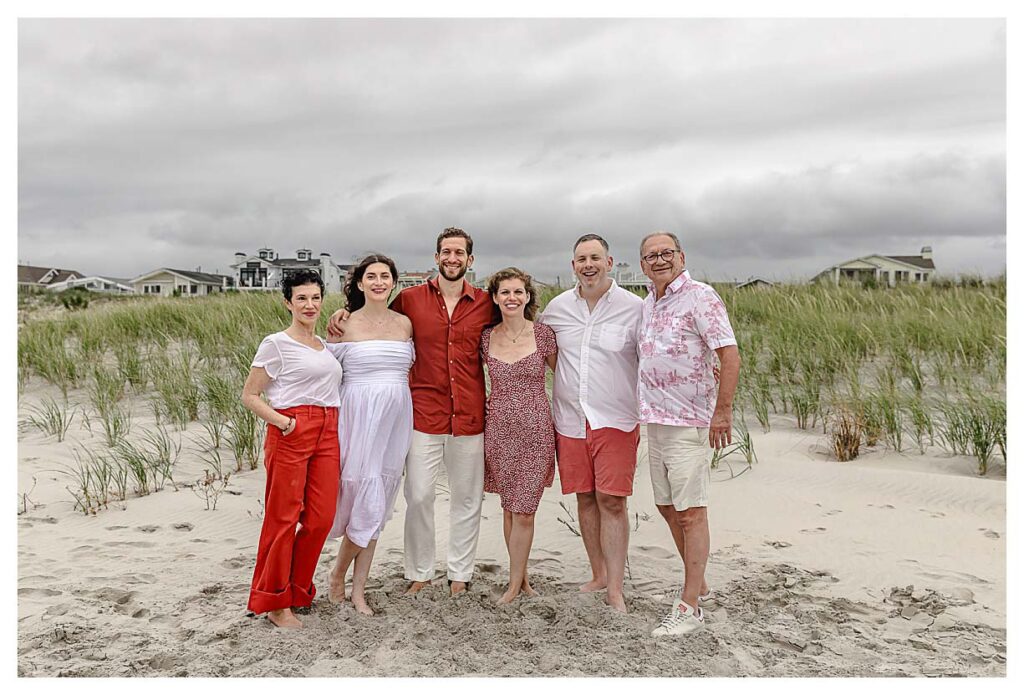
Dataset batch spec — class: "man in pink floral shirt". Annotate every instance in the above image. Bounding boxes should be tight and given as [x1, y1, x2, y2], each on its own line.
[638, 231, 740, 638]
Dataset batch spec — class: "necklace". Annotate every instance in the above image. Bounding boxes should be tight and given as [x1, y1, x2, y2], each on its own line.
[364, 311, 391, 327]
[504, 323, 530, 343]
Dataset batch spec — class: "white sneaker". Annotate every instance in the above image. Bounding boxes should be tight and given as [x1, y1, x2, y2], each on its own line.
[698, 588, 714, 604]
[651, 598, 705, 637]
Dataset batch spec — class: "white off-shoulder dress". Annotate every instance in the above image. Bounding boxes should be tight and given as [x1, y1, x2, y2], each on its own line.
[326, 340, 414, 547]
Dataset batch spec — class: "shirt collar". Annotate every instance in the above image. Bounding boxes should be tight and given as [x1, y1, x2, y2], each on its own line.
[573, 278, 619, 303]
[429, 276, 477, 300]
[647, 270, 690, 296]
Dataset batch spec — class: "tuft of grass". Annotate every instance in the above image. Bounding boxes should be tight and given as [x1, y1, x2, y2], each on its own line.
[140, 425, 181, 491]
[828, 402, 863, 462]
[24, 397, 77, 442]
[903, 394, 934, 454]
[149, 350, 202, 430]
[226, 404, 262, 471]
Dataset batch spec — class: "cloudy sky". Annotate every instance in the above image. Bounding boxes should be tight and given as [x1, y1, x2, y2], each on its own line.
[18, 18, 1005, 283]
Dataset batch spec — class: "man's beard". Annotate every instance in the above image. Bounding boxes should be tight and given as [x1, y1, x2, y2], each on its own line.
[439, 263, 468, 282]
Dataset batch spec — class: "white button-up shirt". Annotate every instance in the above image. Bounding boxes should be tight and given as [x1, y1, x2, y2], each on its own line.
[539, 280, 644, 438]
[638, 270, 737, 427]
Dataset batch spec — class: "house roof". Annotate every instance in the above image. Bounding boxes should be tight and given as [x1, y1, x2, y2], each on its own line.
[18, 265, 83, 285]
[232, 255, 343, 269]
[885, 255, 935, 270]
[132, 268, 233, 285]
[736, 277, 775, 288]
[48, 275, 136, 291]
[168, 269, 233, 284]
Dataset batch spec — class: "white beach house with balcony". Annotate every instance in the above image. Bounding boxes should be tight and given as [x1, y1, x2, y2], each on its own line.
[231, 248, 347, 294]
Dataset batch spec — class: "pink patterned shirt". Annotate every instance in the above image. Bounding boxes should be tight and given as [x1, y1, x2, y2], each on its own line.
[638, 270, 737, 427]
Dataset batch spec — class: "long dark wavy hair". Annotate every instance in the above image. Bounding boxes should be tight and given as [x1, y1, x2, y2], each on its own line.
[344, 254, 399, 312]
[487, 267, 539, 321]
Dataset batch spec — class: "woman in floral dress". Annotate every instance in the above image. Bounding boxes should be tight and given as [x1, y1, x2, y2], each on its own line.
[481, 267, 557, 604]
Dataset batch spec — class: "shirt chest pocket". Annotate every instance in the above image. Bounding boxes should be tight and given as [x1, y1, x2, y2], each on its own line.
[597, 323, 629, 351]
[454, 324, 481, 355]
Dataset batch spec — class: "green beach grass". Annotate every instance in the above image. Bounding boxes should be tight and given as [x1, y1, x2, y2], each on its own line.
[18, 279, 1007, 514]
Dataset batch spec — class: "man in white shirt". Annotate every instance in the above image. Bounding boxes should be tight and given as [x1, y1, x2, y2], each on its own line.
[538, 234, 643, 613]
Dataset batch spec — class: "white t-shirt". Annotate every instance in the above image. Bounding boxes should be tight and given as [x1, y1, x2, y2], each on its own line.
[538, 280, 643, 438]
[251, 331, 343, 409]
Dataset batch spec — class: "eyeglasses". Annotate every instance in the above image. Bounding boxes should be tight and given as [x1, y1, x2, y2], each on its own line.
[642, 249, 679, 264]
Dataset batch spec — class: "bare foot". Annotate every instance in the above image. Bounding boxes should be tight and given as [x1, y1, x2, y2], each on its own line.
[267, 608, 303, 629]
[449, 581, 468, 596]
[496, 587, 520, 605]
[405, 581, 430, 596]
[328, 572, 347, 604]
[605, 593, 627, 614]
[521, 581, 538, 597]
[351, 596, 374, 616]
[579, 578, 607, 593]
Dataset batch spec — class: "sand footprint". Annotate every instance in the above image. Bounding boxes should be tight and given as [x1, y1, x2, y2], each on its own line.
[799, 527, 827, 535]
[18, 587, 62, 597]
[103, 540, 157, 548]
[636, 545, 676, 559]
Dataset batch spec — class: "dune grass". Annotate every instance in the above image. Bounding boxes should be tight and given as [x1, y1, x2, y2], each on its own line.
[19, 280, 1005, 484]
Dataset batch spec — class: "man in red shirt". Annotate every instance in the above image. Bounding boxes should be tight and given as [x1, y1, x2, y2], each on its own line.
[329, 228, 492, 596]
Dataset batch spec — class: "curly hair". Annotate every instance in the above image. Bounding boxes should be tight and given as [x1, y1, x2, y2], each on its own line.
[343, 254, 399, 312]
[436, 227, 474, 256]
[487, 267, 539, 321]
[282, 268, 325, 300]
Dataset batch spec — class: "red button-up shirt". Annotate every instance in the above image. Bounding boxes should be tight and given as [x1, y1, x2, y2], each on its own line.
[391, 278, 494, 436]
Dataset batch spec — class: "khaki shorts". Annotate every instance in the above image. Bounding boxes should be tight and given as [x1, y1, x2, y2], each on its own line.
[646, 423, 711, 511]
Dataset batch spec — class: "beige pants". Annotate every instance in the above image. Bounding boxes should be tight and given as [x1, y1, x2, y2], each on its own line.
[403, 430, 485, 583]
[646, 423, 711, 511]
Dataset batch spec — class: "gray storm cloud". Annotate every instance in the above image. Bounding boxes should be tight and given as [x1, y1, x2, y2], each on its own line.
[18, 18, 1005, 283]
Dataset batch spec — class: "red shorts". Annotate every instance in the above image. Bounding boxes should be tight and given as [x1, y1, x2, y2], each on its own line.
[555, 423, 640, 497]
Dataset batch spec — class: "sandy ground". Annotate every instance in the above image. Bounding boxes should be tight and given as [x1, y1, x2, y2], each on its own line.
[17, 381, 1006, 677]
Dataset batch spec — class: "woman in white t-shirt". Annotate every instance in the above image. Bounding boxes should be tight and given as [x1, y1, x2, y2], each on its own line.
[241, 268, 343, 630]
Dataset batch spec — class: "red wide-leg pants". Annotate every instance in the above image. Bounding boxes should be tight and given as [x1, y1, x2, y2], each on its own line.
[247, 405, 340, 615]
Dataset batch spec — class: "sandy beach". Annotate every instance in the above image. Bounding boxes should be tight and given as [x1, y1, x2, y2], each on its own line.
[17, 381, 1006, 677]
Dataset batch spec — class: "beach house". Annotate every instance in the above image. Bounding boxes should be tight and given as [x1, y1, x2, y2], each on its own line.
[231, 248, 347, 294]
[46, 275, 135, 294]
[18, 265, 84, 290]
[130, 268, 234, 297]
[813, 246, 935, 287]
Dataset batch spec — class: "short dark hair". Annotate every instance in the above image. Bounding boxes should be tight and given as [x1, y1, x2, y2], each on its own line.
[282, 269, 325, 300]
[344, 253, 400, 312]
[487, 267, 539, 321]
[436, 227, 474, 256]
[573, 234, 609, 254]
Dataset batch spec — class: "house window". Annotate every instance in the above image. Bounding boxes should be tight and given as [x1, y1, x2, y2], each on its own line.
[145, 285, 161, 294]
[241, 265, 267, 288]
[191, 285, 198, 295]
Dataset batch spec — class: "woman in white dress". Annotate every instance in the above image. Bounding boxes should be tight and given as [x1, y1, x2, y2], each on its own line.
[326, 254, 414, 616]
